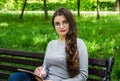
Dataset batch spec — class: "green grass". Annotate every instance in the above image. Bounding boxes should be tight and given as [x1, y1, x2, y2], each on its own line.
[0, 11, 120, 81]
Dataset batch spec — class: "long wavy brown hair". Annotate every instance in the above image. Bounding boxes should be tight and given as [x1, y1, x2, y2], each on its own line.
[52, 8, 79, 78]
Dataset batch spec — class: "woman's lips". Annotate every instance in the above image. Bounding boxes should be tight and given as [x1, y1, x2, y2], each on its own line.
[60, 30, 66, 32]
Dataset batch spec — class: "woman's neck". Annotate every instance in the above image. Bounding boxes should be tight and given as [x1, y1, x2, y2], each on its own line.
[58, 37, 65, 42]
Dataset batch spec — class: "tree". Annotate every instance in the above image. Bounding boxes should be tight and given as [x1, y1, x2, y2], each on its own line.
[19, 0, 27, 19]
[19, 0, 48, 19]
[43, 0, 48, 19]
[114, 0, 120, 12]
[96, 0, 100, 20]
[77, 0, 80, 17]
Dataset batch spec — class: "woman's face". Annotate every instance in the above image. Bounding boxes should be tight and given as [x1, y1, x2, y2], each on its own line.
[54, 15, 69, 39]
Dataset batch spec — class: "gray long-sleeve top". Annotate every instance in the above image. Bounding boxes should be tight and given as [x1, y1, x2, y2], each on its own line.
[43, 39, 88, 81]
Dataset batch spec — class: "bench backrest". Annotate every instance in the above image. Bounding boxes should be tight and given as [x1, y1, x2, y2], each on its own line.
[0, 48, 114, 81]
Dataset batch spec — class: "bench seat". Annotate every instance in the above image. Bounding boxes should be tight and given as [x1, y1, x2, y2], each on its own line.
[0, 48, 114, 81]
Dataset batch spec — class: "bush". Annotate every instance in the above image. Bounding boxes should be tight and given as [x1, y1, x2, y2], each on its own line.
[0, 0, 115, 11]
[26, 2, 44, 11]
[100, 2, 114, 11]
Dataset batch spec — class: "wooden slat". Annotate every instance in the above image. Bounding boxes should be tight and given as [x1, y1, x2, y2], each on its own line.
[89, 58, 107, 67]
[0, 48, 44, 59]
[87, 78, 103, 81]
[0, 72, 10, 79]
[0, 56, 43, 66]
[88, 67, 105, 77]
[0, 64, 17, 71]
[0, 79, 7, 81]
[0, 64, 34, 72]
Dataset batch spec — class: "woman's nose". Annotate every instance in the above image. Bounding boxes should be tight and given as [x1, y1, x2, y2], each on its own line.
[60, 24, 64, 28]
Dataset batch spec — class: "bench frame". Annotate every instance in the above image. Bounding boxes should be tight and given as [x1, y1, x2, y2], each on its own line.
[0, 48, 114, 81]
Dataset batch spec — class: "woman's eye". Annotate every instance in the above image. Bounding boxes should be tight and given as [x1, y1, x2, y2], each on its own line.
[55, 22, 60, 26]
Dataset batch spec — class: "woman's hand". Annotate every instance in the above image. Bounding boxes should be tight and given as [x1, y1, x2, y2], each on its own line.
[34, 66, 46, 81]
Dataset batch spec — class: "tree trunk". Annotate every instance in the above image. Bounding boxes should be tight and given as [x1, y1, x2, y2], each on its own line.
[77, 0, 80, 17]
[19, 0, 27, 19]
[96, 0, 100, 20]
[44, 0, 48, 19]
[114, 0, 120, 12]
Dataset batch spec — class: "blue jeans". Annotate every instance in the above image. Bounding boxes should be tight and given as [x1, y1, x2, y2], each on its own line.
[8, 72, 37, 81]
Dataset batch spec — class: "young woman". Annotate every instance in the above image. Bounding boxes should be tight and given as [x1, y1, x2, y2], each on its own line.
[8, 7, 88, 81]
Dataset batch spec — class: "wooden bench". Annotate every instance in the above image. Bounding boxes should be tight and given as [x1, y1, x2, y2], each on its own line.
[0, 48, 114, 81]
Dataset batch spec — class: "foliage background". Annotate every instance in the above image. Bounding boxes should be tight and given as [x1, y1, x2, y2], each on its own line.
[0, 0, 115, 11]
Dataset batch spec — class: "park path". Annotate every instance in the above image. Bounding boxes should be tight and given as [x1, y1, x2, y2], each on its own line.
[0, 11, 119, 15]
